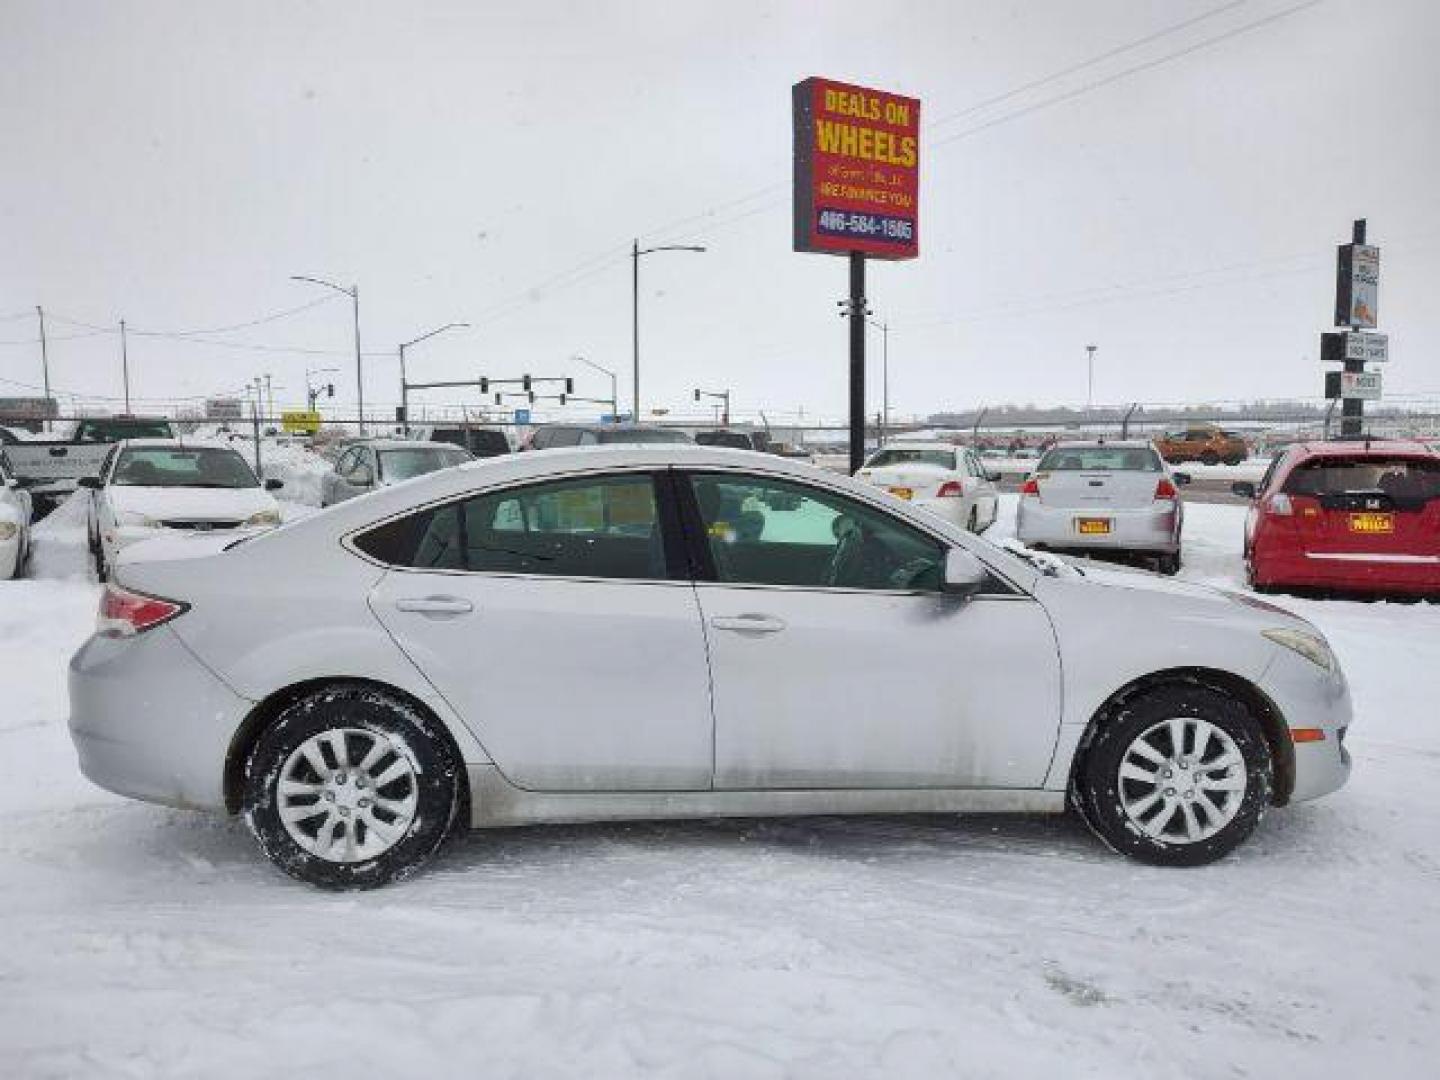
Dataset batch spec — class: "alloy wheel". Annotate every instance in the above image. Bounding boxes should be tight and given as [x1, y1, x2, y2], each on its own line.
[1116, 716, 1247, 844]
[276, 727, 419, 863]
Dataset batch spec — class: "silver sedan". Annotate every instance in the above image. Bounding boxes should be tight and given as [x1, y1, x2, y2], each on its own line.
[70, 445, 1349, 887]
[1016, 441, 1188, 574]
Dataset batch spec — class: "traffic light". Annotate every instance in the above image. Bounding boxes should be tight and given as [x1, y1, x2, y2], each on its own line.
[522, 374, 533, 392]
[479, 377, 489, 394]
[693, 389, 701, 402]
[494, 393, 503, 405]
[564, 378, 574, 395]
[558, 393, 567, 406]
[325, 384, 334, 398]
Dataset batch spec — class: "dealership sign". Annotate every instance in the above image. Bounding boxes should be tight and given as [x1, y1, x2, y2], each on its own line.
[1335, 243, 1379, 329]
[792, 77, 920, 259]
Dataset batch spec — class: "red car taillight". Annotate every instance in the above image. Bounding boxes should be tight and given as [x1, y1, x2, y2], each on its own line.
[1019, 478, 1040, 496]
[1155, 478, 1178, 500]
[97, 583, 189, 639]
[936, 480, 964, 498]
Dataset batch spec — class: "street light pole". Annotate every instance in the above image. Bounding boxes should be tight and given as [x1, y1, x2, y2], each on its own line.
[1085, 344, 1097, 418]
[397, 322, 470, 435]
[35, 306, 51, 432]
[866, 317, 889, 446]
[631, 239, 706, 421]
[579, 356, 619, 420]
[119, 319, 131, 413]
[292, 275, 364, 434]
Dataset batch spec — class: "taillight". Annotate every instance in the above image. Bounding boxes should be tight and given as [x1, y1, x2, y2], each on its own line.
[1020, 478, 1040, 496]
[1155, 478, 1178, 500]
[97, 583, 189, 639]
[936, 480, 964, 498]
[1266, 493, 1294, 517]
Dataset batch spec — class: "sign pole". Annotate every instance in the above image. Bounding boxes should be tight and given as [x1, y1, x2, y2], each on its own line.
[849, 252, 867, 475]
[1340, 219, 1367, 437]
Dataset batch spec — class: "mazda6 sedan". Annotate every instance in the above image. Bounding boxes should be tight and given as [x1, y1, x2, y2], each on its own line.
[69, 445, 1352, 888]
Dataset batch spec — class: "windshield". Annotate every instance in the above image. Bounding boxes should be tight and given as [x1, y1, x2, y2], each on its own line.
[1283, 457, 1440, 501]
[113, 447, 258, 488]
[866, 447, 954, 469]
[597, 428, 692, 444]
[378, 446, 470, 481]
[1037, 446, 1161, 472]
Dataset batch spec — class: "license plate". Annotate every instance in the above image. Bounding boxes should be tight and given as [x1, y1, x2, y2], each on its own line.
[1075, 517, 1112, 535]
[1349, 512, 1393, 534]
[888, 487, 914, 501]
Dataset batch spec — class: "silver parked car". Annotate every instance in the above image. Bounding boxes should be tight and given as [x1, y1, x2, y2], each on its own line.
[70, 445, 1349, 888]
[1016, 440, 1189, 574]
[320, 439, 471, 506]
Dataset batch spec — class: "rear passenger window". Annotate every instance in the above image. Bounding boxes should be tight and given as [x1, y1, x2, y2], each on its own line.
[353, 473, 668, 580]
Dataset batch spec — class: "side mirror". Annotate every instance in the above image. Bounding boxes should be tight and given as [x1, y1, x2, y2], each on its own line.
[1231, 481, 1256, 499]
[78, 476, 101, 489]
[1172, 471, 1192, 486]
[942, 548, 989, 599]
[264, 478, 284, 491]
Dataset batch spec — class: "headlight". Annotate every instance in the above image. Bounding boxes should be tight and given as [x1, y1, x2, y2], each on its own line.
[119, 513, 160, 528]
[0, 521, 17, 541]
[245, 510, 281, 526]
[1262, 628, 1336, 673]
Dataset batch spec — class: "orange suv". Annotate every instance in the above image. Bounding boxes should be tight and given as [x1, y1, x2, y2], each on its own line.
[1154, 426, 1249, 466]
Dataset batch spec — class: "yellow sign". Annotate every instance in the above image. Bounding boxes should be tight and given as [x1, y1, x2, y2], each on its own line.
[281, 410, 321, 434]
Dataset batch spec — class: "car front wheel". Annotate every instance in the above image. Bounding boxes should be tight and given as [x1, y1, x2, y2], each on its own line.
[1074, 683, 1272, 867]
[243, 686, 464, 888]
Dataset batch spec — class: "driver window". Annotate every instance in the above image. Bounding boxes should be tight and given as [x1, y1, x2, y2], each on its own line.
[687, 474, 944, 592]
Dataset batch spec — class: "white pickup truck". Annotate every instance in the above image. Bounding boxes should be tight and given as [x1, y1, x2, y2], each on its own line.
[7, 417, 175, 512]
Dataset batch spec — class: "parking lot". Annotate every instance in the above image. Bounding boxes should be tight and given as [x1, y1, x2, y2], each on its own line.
[2, 484, 1436, 1077]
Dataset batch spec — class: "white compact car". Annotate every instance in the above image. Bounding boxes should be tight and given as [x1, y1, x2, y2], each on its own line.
[321, 439, 472, 506]
[0, 447, 34, 579]
[1016, 440, 1189, 574]
[69, 445, 1351, 889]
[855, 441, 1001, 532]
[82, 440, 283, 580]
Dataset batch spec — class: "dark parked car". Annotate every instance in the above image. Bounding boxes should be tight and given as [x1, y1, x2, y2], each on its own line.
[524, 424, 692, 450]
[424, 425, 512, 458]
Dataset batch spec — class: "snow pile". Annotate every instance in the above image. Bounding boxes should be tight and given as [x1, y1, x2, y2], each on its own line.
[0, 493, 1437, 1075]
[253, 441, 330, 508]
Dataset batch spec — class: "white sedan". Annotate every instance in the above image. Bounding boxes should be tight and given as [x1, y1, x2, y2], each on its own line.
[82, 440, 283, 580]
[0, 447, 33, 579]
[69, 445, 1351, 888]
[855, 441, 1000, 532]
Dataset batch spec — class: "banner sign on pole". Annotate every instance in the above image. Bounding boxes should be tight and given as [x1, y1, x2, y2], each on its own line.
[1321, 330, 1388, 365]
[1341, 370, 1383, 400]
[792, 77, 920, 260]
[1335, 243, 1380, 328]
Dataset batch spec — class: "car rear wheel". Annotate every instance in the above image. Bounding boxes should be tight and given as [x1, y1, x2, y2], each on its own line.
[1074, 683, 1272, 867]
[1200, 450, 1220, 466]
[243, 686, 464, 889]
[1156, 552, 1181, 576]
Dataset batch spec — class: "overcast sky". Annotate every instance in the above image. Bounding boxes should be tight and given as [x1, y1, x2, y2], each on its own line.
[3, 0, 1438, 425]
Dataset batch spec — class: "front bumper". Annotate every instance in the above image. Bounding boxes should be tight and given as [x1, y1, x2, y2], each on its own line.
[1016, 499, 1179, 554]
[68, 625, 253, 812]
[1258, 643, 1353, 803]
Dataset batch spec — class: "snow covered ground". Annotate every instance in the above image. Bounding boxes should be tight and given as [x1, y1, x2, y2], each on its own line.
[1, 492, 1437, 1077]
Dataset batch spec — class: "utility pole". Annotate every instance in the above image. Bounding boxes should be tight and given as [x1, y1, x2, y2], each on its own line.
[35, 306, 51, 432]
[848, 254, 866, 474]
[1085, 344, 1097, 418]
[120, 319, 131, 414]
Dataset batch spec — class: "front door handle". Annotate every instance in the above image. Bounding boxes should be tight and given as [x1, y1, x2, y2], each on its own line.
[710, 613, 785, 634]
[395, 596, 474, 617]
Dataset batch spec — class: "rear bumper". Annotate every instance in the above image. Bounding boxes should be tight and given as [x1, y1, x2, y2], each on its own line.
[1016, 499, 1179, 554]
[68, 625, 252, 812]
[1254, 547, 1440, 595]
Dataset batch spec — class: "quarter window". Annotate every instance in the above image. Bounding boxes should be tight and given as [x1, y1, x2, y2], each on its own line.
[354, 473, 668, 580]
[686, 474, 944, 592]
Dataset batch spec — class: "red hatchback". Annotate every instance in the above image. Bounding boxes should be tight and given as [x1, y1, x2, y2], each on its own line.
[1238, 440, 1440, 596]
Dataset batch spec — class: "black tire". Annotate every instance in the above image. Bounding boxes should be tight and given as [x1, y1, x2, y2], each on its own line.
[243, 686, 464, 889]
[1157, 552, 1181, 576]
[966, 507, 979, 533]
[1199, 450, 1220, 466]
[94, 544, 108, 583]
[1073, 682, 1272, 867]
[1223, 454, 1243, 466]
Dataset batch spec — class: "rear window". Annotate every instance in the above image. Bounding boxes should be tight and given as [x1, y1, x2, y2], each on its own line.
[1037, 447, 1161, 472]
[866, 447, 954, 469]
[78, 419, 173, 442]
[1283, 457, 1440, 503]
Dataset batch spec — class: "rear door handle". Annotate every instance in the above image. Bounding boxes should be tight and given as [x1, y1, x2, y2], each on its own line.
[710, 614, 785, 634]
[395, 596, 474, 617]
